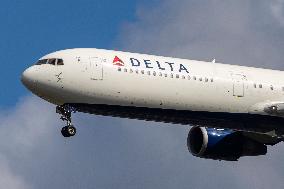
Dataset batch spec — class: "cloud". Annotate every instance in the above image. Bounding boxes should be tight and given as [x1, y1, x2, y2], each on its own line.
[270, 0, 284, 26]
[116, 0, 284, 69]
[0, 96, 55, 155]
[0, 155, 31, 189]
[0, 96, 57, 189]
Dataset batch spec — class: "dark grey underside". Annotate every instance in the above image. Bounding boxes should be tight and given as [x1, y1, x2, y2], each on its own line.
[68, 103, 284, 135]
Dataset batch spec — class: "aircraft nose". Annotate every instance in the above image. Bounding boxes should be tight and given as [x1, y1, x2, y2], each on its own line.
[21, 67, 37, 91]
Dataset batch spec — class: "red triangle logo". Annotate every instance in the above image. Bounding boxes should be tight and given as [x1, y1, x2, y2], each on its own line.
[113, 56, 124, 66]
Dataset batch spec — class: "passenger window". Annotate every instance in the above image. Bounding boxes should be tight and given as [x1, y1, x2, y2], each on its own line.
[135, 70, 139, 74]
[153, 71, 156, 76]
[199, 78, 202, 81]
[147, 71, 151, 75]
[205, 78, 208, 82]
[170, 73, 174, 78]
[187, 76, 191, 80]
[182, 75, 185, 79]
[253, 83, 256, 88]
[211, 78, 214, 82]
[176, 74, 179, 78]
[164, 73, 168, 77]
[159, 72, 162, 77]
[118, 67, 121, 71]
[124, 68, 127, 72]
[259, 84, 262, 88]
[270, 85, 274, 90]
[130, 69, 133, 73]
[141, 70, 144, 74]
[193, 76, 196, 80]
[48, 59, 56, 65]
[57, 59, 64, 65]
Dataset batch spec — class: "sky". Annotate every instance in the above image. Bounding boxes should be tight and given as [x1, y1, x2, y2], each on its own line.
[0, 0, 153, 108]
[1, 0, 284, 189]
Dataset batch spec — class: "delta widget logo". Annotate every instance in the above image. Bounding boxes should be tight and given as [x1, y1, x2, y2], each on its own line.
[113, 56, 124, 66]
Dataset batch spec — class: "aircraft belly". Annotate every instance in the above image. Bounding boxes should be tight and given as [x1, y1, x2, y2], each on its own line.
[68, 103, 284, 135]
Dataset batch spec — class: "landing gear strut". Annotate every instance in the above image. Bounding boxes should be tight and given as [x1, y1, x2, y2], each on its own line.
[56, 105, 77, 137]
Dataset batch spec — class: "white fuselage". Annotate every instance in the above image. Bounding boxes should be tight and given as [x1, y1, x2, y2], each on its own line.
[22, 48, 284, 117]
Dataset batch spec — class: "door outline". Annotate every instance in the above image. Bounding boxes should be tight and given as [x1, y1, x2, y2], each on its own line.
[90, 57, 103, 80]
[231, 74, 246, 97]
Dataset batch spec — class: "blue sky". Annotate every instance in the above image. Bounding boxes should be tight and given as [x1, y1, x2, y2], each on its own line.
[0, 0, 155, 107]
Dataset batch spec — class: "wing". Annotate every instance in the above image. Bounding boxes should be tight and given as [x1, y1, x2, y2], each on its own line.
[249, 101, 284, 117]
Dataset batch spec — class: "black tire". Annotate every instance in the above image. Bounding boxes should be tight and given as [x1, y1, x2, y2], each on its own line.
[61, 126, 70, 137]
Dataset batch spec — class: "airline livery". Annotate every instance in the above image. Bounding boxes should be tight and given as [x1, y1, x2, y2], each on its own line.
[21, 48, 284, 161]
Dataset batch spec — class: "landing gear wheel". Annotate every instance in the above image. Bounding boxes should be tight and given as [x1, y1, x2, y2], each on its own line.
[61, 125, 77, 137]
[57, 105, 77, 138]
[61, 126, 69, 137]
[67, 125, 76, 136]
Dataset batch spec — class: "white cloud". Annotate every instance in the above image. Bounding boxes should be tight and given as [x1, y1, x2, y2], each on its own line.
[116, 0, 284, 69]
[270, 0, 284, 26]
[0, 96, 56, 157]
[0, 155, 31, 189]
[0, 96, 58, 189]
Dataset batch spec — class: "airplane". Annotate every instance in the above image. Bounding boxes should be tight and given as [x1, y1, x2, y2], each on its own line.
[21, 48, 284, 161]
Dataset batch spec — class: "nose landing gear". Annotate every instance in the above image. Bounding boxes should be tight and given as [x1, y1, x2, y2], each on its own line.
[56, 105, 77, 137]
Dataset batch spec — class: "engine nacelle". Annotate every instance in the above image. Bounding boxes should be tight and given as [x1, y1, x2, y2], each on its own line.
[187, 127, 267, 161]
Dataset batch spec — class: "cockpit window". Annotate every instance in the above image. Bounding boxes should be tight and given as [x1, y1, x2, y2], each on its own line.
[35, 58, 64, 66]
[36, 59, 47, 65]
[57, 59, 64, 65]
[48, 59, 56, 65]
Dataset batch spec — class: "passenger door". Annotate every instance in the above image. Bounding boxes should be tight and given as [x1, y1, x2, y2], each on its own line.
[231, 74, 246, 97]
[90, 57, 103, 80]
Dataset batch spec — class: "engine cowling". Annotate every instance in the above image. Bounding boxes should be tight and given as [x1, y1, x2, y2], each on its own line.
[187, 127, 267, 161]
